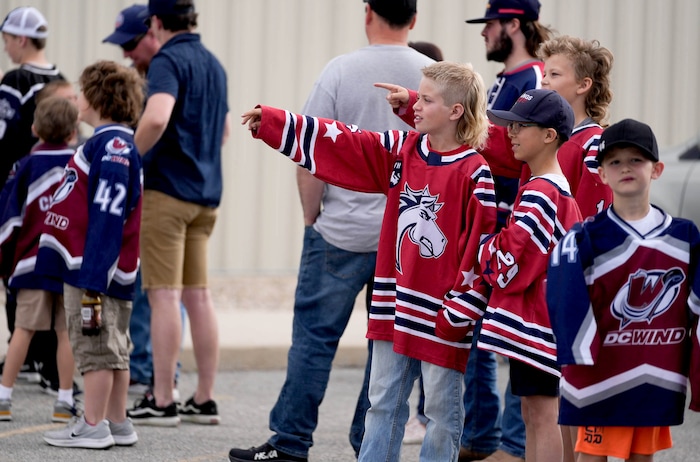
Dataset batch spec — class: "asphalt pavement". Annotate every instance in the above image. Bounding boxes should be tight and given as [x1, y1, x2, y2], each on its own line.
[1, 362, 700, 462]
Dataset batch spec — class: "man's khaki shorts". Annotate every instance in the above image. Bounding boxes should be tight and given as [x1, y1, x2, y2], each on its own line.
[14, 289, 65, 331]
[63, 284, 132, 374]
[140, 190, 218, 289]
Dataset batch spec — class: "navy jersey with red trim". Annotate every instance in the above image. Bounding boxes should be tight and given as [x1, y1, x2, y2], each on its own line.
[522, 122, 612, 219]
[482, 60, 544, 179]
[252, 106, 497, 371]
[36, 125, 142, 300]
[478, 175, 582, 376]
[547, 207, 700, 426]
[0, 143, 74, 292]
[0, 64, 65, 182]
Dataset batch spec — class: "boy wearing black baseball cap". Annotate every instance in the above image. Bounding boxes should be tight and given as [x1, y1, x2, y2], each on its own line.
[547, 119, 698, 460]
[477, 88, 583, 461]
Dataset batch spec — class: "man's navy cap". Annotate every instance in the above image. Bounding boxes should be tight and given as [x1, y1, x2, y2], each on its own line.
[597, 119, 659, 163]
[147, 0, 195, 17]
[102, 4, 149, 45]
[364, 0, 417, 25]
[466, 0, 540, 24]
[488, 89, 574, 142]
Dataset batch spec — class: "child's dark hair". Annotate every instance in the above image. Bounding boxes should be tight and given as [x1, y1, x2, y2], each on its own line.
[33, 96, 78, 144]
[78, 60, 144, 128]
[409, 41, 444, 61]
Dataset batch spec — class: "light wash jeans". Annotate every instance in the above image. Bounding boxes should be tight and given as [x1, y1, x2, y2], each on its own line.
[359, 340, 464, 462]
[268, 226, 376, 458]
[461, 320, 525, 458]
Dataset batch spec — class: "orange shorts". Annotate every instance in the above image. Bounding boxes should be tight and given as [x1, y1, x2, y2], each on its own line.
[576, 426, 672, 459]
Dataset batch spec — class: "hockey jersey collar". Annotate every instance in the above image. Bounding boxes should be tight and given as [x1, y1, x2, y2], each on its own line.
[607, 204, 672, 239]
[416, 133, 479, 166]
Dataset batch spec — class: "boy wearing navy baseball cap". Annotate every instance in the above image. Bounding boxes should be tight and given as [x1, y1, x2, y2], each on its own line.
[477, 88, 582, 461]
[547, 118, 697, 461]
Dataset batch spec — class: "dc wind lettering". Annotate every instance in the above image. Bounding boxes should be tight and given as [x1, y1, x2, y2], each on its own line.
[395, 184, 446, 273]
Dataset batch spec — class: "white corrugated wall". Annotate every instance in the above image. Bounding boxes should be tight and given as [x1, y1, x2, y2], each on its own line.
[1, 0, 698, 275]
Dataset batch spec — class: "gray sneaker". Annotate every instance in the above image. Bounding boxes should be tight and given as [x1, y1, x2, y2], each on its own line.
[52, 400, 81, 423]
[0, 399, 10, 421]
[108, 417, 138, 446]
[43, 415, 115, 449]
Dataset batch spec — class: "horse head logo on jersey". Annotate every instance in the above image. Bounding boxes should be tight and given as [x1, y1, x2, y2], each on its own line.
[51, 167, 79, 206]
[395, 184, 447, 273]
[611, 267, 685, 329]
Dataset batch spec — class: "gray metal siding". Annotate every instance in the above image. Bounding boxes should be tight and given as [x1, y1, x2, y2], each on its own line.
[1, 0, 697, 273]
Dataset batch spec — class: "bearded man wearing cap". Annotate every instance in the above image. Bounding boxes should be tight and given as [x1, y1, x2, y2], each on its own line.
[460, 1, 552, 461]
[0, 5, 66, 401]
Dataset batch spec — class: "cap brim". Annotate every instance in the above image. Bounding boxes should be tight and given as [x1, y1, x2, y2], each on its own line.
[596, 141, 657, 163]
[466, 13, 512, 23]
[102, 30, 137, 45]
[487, 109, 531, 127]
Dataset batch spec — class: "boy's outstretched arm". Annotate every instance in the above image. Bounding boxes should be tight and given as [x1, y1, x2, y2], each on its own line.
[241, 107, 263, 133]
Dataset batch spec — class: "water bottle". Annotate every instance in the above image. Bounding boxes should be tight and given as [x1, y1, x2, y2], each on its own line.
[81, 292, 102, 336]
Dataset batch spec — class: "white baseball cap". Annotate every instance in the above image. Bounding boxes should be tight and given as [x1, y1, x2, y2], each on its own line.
[0, 7, 49, 39]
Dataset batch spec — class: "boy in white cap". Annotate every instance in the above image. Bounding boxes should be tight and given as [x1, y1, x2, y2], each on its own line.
[0, 6, 64, 182]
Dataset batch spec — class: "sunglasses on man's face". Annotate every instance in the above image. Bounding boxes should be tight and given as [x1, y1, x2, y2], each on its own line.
[121, 33, 146, 52]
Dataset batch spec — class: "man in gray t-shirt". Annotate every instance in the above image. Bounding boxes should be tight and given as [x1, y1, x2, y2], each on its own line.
[228, 1, 433, 461]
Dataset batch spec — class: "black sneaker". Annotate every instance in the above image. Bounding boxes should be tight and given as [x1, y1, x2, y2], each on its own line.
[178, 396, 221, 425]
[127, 392, 180, 427]
[39, 376, 82, 397]
[228, 443, 307, 462]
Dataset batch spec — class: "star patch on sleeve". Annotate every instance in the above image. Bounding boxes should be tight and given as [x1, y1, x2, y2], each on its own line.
[324, 121, 343, 142]
[461, 267, 479, 288]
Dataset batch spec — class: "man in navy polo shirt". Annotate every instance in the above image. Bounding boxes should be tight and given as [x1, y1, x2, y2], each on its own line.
[127, 0, 230, 427]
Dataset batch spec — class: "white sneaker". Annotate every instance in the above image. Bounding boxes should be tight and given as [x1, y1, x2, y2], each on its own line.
[108, 417, 138, 446]
[402, 416, 427, 445]
[43, 415, 115, 449]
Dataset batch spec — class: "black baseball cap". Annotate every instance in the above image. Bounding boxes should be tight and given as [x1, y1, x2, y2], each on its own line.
[364, 0, 417, 25]
[466, 0, 540, 24]
[487, 89, 574, 142]
[597, 119, 659, 163]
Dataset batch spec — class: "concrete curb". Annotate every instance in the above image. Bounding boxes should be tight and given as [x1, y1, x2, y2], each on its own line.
[180, 345, 369, 372]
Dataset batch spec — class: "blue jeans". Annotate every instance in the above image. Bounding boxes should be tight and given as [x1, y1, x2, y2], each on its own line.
[129, 271, 152, 384]
[349, 340, 372, 456]
[129, 270, 187, 385]
[359, 341, 464, 462]
[268, 227, 376, 458]
[461, 321, 525, 458]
